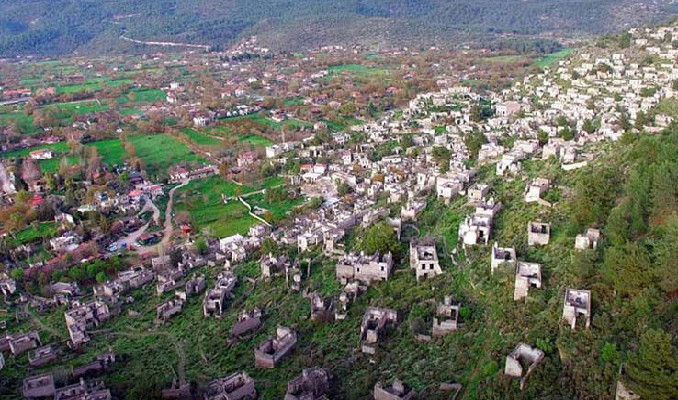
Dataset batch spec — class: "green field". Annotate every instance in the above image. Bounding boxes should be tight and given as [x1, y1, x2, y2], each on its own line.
[174, 176, 284, 237]
[9, 222, 57, 246]
[328, 64, 388, 77]
[180, 128, 223, 147]
[87, 139, 128, 166]
[0, 141, 77, 173]
[208, 123, 273, 147]
[130, 134, 205, 177]
[246, 192, 304, 221]
[239, 133, 273, 147]
[0, 111, 39, 135]
[128, 88, 166, 102]
[174, 176, 258, 237]
[56, 78, 132, 94]
[535, 48, 573, 68]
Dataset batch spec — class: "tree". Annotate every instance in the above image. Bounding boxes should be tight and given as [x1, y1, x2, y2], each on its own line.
[10, 268, 24, 281]
[337, 182, 352, 197]
[603, 242, 651, 297]
[582, 119, 596, 134]
[537, 130, 549, 146]
[625, 329, 678, 400]
[261, 237, 278, 256]
[359, 222, 400, 259]
[654, 213, 678, 294]
[194, 238, 209, 255]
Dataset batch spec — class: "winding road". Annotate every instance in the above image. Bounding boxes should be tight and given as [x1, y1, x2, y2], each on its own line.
[137, 181, 188, 255]
[112, 198, 160, 249]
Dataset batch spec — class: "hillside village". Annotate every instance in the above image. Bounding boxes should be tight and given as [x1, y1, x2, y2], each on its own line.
[1, 23, 678, 400]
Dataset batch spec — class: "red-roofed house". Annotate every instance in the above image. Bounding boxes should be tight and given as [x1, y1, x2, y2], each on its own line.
[29, 149, 55, 160]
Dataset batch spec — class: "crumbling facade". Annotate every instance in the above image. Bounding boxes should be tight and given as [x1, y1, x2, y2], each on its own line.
[409, 237, 442, 281]
[6, 330, 41, 356]
[28, 345, 58, 367]
[335, 281, 365, 320]
[285, 367, 330, 400]
[203, 271, 237, 317]
[336, 252, 393, 284]
[309, 292, 334, 322]
[575, 228, 601, 250]
[65, 301, 111, 348]
[254, 326, 297, 368]
[231, 309, 262, 338]
[504, 343, 545, 390]
[23, 373, 55, 399]
[458, 198, 502, 245]
[562, 288, 591, 330]
[513, 262, 543, 301]
[527, 221, 550, 246]
[490, 242, 516, 273]
[205, 372, 256, 400]
[373, 379, 416, 400]
[432, 296, 460, 337]
[360, 307, 398, 354]
[260, 254, 290, 280]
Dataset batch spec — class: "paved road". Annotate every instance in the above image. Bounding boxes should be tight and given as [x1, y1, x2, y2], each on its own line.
[137, 181, 188, 255]
[112, 197, 159, 249]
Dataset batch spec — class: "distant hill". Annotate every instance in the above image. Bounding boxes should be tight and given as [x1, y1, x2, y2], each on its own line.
[0, 0, 677, 56]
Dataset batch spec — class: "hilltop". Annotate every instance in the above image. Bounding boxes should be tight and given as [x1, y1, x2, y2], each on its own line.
[1, 0, 678, 56]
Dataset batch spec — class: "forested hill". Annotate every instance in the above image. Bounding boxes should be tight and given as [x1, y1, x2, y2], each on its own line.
[1, 0, 678, 56]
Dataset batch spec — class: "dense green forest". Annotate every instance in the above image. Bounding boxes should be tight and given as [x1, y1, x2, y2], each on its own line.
[0, 0, 677, 55]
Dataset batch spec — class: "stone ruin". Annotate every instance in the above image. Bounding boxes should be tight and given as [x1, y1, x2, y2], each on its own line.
[504, 343, 545, 390]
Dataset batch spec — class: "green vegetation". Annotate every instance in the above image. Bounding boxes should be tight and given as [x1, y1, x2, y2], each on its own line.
[328, 64, 388, 77]
[180, 128, 223, 147]
[86, 139, 128, 166]
[0, 0, 654, 56]
[9, 222, 57, 245]
[534, 48, 573, 68]
[129, 134, 205, 177]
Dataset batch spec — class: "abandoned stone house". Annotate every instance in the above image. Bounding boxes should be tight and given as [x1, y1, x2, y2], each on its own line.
[432, 296, 461, 337]
[467, 183, 491, 204]
[373, 379, 416, 400]
[310, 292, 334, 322]
[524, 178, 550, 204]
[185, 275, 206, 295]
[504, 343, 545, 390]
[335, 251, 393, 284]
[458, 198, 502, 246]
[205, 372, 256, 400]
[231, 309, 262, 338]
[527, 221, 551, 246]
[5, 330, 41, 356]
[615, 364, 640, 400]
[335, 281, 365, 320]
[94, 267, 154, 299]
[156, 291, 187, 324]
[360, 307, 398, 354]
[72, 351, 116, 379]
[65, 301, 111, 348]
[260, 253, 290, 280]
[202, 271, 238, 317]
[54, 378, 111, 400]
[28, 345, 58, 367]
[151, 255, 172, 270]
[562, 288, 591, 330]
[23, 373, 55, 399]
[490, 242, 516, 273]
[254, 326, 297, 369]
[575, 228, 601, 250]
[409, 237, 442, 281]
[286, 261, 303, 292]
[285, 367, 330, 400]
[513, 262, 543, 301]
